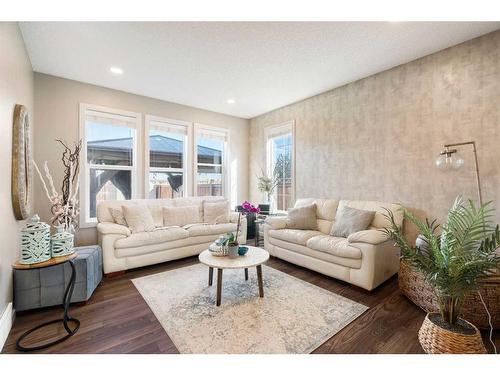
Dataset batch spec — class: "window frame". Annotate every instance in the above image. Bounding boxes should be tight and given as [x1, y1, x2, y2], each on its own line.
[193, 123, 230, 199]
[144, 114, 192, 199]
[79, 103, 141, 228]
[265, 120, 296, 213]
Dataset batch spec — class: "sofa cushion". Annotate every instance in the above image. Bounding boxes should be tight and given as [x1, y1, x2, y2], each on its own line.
[286, 204, 317, 230]
[306, 235, 362, 259]
[122, 205, 156, 233]
[203, 200, 230, 224]
[114, 227, 189, 249]
[110, 207, 127, 226]
[268, 229, 323, 246]
[337, 200, 403, 229]
[147, 200, 174, 227]
[330, 206, 375, 238]
[163, 205, 201, 227]
[268, 237, 362, 269]
[186, 223, 237, 237]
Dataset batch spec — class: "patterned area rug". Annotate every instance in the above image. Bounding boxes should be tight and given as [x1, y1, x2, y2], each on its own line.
[132, 263, 368, 354]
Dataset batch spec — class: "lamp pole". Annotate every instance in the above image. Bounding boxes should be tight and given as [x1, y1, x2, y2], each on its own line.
[442, 141, 482, 206]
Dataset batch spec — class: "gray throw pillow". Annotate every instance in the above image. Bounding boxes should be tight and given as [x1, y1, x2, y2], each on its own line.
[286, 204, 317, 230]
[330, 206, 375, 238]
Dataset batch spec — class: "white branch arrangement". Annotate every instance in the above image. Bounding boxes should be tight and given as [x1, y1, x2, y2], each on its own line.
[32, 159, 80, 232]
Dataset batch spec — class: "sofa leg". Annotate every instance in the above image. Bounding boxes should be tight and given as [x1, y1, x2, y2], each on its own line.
[105, 270, 126, 278]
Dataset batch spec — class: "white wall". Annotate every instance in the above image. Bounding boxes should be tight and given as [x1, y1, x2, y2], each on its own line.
[0, 23, 34, 320]
[34, 73, 249, 245]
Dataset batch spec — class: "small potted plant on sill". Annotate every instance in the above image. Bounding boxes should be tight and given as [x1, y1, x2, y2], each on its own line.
[383, 196, 500, 354]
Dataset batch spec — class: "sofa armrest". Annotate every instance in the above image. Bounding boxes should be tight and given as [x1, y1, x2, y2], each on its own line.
[97, 222, 131, 237]
[264, 216, 288, 230]
[348, 229, 389, 245]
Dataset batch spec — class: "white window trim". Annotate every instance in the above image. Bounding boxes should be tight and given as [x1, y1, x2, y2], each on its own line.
[144, 115, 192, 199]
[193, 123, 230, 199]
[79, 103, 142, 228]
[264, 120, 296, 212]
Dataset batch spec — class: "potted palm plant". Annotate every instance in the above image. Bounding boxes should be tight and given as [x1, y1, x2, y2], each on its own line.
[383, 196, 500, 354]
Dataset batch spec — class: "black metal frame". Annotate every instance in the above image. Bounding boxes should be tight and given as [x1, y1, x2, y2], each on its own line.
[16, 260, 81, 352]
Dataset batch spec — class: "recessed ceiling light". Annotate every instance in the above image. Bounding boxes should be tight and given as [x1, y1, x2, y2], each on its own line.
[110, 66, 123, 75]
[226, 99, 236, 104]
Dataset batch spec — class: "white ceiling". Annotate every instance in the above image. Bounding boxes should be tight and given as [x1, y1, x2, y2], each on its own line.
[20, 22, 500, 119]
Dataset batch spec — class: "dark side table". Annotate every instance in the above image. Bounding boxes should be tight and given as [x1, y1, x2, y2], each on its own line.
[12, 253, 80, 352]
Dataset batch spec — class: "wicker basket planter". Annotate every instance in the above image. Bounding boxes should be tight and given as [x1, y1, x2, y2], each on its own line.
[418, 313, 487, 354]
[399, 260, 500, 329]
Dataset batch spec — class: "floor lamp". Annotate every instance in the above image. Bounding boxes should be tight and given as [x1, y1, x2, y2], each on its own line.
[435, 141, 483, 205]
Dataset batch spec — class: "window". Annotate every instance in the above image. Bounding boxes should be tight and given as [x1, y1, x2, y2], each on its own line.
[80, 104, 140, 226]
[145, 116, 189, 199]
[266, 121, 295, 212]
[195, 125, 228, 197]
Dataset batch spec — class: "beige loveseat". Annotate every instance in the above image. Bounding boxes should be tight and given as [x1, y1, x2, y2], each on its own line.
[264, 198, 403, 291]
[97, 197, 246, 275]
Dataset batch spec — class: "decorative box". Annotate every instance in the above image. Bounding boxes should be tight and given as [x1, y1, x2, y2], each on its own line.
[51, 225, 74, 257]
[20, 214, 51, 264]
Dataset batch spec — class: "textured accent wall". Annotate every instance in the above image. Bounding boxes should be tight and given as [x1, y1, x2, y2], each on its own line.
[249, 30, 500, 240]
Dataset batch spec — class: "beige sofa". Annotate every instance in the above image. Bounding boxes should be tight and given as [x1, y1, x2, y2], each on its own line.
[97, 197, 246, 275]
[264, 198, 403, 291]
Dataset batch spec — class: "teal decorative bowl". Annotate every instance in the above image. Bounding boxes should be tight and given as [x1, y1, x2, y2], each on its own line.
[238, 246, 249, 256]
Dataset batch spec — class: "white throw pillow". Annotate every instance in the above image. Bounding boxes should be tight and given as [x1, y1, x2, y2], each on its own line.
[203, 200, 230, 224]
[330, 206, 375, 238]
[122, 205, 155, 234]
[163, 205, 201, 227]
[286, 204, 317, 230]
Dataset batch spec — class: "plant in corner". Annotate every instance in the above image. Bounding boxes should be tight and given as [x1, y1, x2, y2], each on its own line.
[383, 196, 500, 354]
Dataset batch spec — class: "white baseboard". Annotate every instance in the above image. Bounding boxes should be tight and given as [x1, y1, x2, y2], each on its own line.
[0, 302, 14, 352]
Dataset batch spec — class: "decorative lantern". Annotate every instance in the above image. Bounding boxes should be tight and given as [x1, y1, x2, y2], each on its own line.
[20, 214, 51, 264]
[51, 225, 74, 257]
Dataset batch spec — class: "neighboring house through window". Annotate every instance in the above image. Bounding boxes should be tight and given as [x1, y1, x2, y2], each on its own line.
[194, 124, 228, 197]
[145, 115, 190, 199]
[265, 121, 295, 212]
[79, 104, 140, 226]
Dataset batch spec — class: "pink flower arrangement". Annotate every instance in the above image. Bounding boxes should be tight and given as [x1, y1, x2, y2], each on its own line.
[241, 201, 260, 214]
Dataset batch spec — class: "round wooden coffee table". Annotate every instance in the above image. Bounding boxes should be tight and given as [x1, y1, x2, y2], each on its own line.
[198, 246, 269, 306]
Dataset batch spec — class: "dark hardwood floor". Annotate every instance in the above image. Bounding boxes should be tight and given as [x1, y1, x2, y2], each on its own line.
[2, 256, 498, 354]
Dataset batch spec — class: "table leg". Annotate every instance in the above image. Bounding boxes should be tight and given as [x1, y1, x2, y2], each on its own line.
[245, 268, 249, 281]
[16, 259, 81, 352]
[208, 267, 213, 286]
[255, 221, 259, 247]
[256, 265, 264, 298]
[216, 268, 223, 306]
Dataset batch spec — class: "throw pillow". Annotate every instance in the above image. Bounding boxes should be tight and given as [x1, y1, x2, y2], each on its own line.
[286, 204, 317, 230]
[163, 205, 201, 227]
[121, 205, 155, 234]
[203, 200, 230, 224]
[109, 207, 127, 226]
[330, 206, 375, 238]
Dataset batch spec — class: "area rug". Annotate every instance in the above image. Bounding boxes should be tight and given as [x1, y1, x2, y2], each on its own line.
[132, 263, 368, 354]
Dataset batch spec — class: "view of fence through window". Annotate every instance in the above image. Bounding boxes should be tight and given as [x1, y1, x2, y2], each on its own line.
[148, 128, 185, 199]
[196, 136, 224, 196]
[86, 123, 225, 216]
